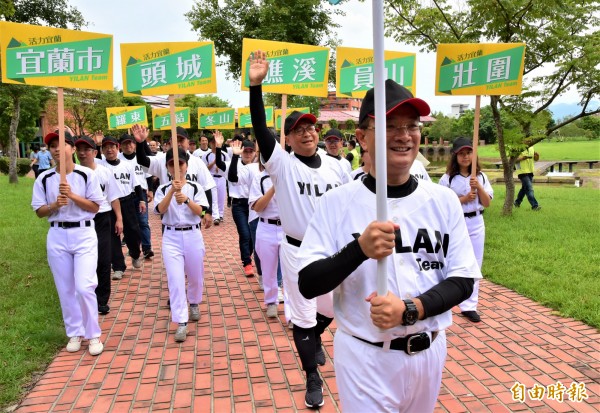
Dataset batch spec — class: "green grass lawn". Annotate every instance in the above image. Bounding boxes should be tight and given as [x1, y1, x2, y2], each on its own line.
[483, 184, 600, 328]
[0, 178, 65, 408]
[0, 176, 599, 408]
[478, 139, 600, 160]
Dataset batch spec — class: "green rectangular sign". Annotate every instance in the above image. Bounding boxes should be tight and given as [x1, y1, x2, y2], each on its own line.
[339, 55, 415, 95]
[154, 108, 190, 129]
[125, 44, 213, 94]
[200, 109, 235, 128]
[108, 107, 147, 129]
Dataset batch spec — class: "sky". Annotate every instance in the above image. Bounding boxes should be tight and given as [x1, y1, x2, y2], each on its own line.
[70, 0, 580, 116]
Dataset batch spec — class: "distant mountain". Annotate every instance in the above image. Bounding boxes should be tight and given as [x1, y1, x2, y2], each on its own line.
[548, 100, 600, 121]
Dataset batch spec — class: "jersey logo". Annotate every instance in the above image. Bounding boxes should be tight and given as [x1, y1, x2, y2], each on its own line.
[297, 182, 339, 197]
[114, 172, 131, 184]
[100, 184, 106, 192]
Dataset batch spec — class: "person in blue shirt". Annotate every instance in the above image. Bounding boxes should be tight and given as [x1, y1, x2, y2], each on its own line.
[34, 143, 54, 175]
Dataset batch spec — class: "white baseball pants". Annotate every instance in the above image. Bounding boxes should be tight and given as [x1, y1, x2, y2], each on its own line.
[214, 176, 227, 219]
[255, 220, 283, 306]
[334, 329, 446, 413]
[162, 227, 205, 323]
[47, 226, 101, 339]
[460, 214, 485, 312]
[280, 240, 334, 329]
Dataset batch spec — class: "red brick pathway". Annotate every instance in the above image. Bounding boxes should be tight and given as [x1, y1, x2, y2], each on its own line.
[15, 208, 599, 412]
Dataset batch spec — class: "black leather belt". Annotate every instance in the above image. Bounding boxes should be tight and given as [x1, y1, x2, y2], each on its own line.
[464, 210, 484, 218]
[231, 198, 248, 205]
[213, 175, 222, 178]
[260, 217, 282, 226]
[353, 332, 438, 355]
[285, 235, 302, 247]
[162, 224, 200, 231]
[120, 193, 135, 201]
[51, 220, 92, 228]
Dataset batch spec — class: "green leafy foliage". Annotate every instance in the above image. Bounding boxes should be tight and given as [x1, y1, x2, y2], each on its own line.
[0, 157, 30, 175]
[186, 0, 343, 80]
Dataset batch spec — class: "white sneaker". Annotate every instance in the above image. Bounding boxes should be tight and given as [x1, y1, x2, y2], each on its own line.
[88, 338, 104, 356]
[190, 305, 200, 321]
[112, 270, 123, 280]
[66, 336, 82, 352]
[288, 320, 294, 330]
[175, 325, 187, 342]
[278, 287, 284, 303]
[258, 275, 264, 290]
[266, 304, 278, 318]
[132, 258, 143, 268]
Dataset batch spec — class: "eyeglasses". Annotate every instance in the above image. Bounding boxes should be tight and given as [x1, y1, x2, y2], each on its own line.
[365, 123, 421, 136]
[291, 124, 316, 135]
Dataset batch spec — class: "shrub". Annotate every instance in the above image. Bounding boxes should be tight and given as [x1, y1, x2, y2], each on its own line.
[0, 157, 32, 176]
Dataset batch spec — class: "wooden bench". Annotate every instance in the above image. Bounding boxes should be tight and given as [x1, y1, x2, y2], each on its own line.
[549, 160, 598, 173]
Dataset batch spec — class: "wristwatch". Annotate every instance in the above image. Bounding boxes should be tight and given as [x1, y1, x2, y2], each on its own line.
[402, 299, 419, 326]
[184, 198, 190, 205]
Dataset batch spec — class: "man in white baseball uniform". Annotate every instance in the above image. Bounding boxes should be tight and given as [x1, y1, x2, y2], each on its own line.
[248, 50, 351, 409]
[323, 128, 352, 174]
[75, 135, 123, 315]
[193, 135, 211, 158]
[248, 165, 285, 319]
[298, 79, 481, 413]
[154, 148, 209, 342]
[227, 140, 261, 277]
[97, 135, 144, 280]
[204, 134, 230, 225]
[31, 131, 105, 356]
[132, 125, 216, 229]
[118, 133, 154, 259]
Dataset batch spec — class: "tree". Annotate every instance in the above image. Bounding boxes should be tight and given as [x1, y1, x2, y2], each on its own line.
[186, 0, 343, 80]
[385, 0, 600, 215]
[0, 0, 87, 183]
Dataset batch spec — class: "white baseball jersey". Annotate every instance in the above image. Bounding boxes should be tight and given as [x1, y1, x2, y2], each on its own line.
[92, 163, 121, 213]
[264, 145, 350, 240]
[438, 172, 494, 213]
[95, 158, 138, 199]
[237, 162, 261, 222]
[249, 170, 280, 220]
[154, 181, 209, 226]
[203, 150, 230, 175]
[118, 152, 148, 190]
[340, 157, 352, 174]
[410, 159, 431, 181]
[298, 179, 482, 343]
[193, 148, 211, 158]
[350, 168, 367, 181]
[146, 152, 216, 192]
[32, 165, 104, 221]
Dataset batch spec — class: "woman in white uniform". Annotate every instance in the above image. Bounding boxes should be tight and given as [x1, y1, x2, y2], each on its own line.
[154, 148, 209, 342]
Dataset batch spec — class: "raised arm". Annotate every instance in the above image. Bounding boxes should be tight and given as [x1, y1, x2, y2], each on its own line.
[248, 50, 276, 161]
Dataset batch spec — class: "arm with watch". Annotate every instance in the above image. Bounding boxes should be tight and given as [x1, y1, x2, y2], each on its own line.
[298, 220, 474, 330]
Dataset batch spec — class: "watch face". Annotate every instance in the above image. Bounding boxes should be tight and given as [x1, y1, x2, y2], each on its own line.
[406, 310, 418, 324]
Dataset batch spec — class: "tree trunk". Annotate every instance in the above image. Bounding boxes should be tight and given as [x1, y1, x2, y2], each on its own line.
[8, 95, 21, 184]
[490, 96, 514, 216]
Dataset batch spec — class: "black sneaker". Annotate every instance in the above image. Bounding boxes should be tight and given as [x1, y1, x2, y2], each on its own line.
[532, 205, 542, 211]
[213, 218, 220, 226]
[315, 345, 326, 366]
[513, 201, 520, 208]
[98, 305, 110, 315]
[143, 249, 154, 259]
[461, 311, 481, 323]
[304, 371, 324, 408]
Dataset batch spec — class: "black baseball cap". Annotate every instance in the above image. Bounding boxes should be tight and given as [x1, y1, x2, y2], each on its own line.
[242, 140, 255, 151]
[119, 133, 135, 144]
[284, 111, 317, 136]
[359, 79, 430, 125]
[44, 130, 75, 146]
[232, 134, 244, 142]
[165, 147, 189, 164]
[175, 126, 189, 139]
[74, 135, 96, 148]
[323, 128, 344, 140]
[102, 136, 119, 147]
[452, 137, 473, 153]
